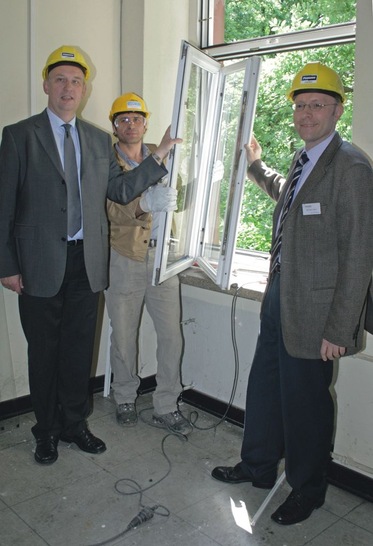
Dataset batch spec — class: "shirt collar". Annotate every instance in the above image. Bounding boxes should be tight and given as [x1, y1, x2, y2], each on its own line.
[304, 131, 336, 166]
[46, 108, 77, 130]
[115, 142, 150, 167]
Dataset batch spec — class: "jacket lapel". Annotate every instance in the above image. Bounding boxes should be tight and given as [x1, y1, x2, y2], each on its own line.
[290, 133, 343, 209]
[33, 110, 64, 177]
[271, 133, 343, 243]
[76, 119, 89, 179]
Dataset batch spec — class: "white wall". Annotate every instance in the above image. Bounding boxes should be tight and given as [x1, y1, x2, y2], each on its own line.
[121, 0, 192, 144]
[180, 285, 260, 408]
[352, 0, 373, 155]
[331, 0, 373, 478]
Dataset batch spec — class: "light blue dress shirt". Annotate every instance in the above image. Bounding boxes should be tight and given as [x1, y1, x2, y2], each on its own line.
[47, 108, 83, 239]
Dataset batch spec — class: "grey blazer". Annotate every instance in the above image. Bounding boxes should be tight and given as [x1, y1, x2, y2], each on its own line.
[0, 109, 166, 296]
[248, 133, 373, 359]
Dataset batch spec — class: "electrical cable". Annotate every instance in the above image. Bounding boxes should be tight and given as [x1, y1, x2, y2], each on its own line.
[85, 433, 183, 546]
[187, 282, 246, 432]
[115, 433, 186, 497]
[126, 505, 156, 529]
[85, 281, 249, 545]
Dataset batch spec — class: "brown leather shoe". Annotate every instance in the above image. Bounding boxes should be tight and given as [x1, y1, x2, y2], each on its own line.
[211, 464, 275, 489]
[60, 427, 106, 454]
[271, 490, 324, 525]
[34, 435, 59, 465]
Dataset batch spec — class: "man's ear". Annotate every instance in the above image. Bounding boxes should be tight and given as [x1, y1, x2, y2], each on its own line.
[335, 102, 344, 122]
[43, 80, 49, 95]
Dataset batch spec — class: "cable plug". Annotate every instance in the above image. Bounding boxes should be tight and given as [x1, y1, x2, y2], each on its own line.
[126, 505, 157, 530]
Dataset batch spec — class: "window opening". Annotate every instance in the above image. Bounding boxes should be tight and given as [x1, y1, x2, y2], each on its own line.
[200, 1, 356, 275]
[157, 3, 357, 291]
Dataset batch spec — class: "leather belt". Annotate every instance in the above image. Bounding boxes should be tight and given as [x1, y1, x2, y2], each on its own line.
[67, 239, 83, 246]
[148, 239, 157, 248]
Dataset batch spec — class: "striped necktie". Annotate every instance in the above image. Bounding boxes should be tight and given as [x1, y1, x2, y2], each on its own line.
[270, 150, 309, 274]
[63, 124, 81, 237]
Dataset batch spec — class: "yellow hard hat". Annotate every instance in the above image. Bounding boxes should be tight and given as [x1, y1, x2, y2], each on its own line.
[287, 61, 346, 102]
[42, 45, 90, 81]
[109, 92, 150, 122]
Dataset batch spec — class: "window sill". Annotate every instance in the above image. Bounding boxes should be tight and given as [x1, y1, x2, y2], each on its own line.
[179, 265, 268, 302]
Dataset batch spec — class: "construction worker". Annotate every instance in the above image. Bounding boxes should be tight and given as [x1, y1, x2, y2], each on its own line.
[105, 93, 192, 435]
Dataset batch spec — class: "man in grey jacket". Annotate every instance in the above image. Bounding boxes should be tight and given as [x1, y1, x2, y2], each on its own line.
[211, 62, 373, 525]
[0, 45, 180, 465]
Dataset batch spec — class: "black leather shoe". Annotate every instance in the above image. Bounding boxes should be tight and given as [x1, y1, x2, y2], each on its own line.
[271, 490, 325, 525]
[34, 435, 59, 465]
[211, 464, 275, 489]
[60, 427, 106, 454]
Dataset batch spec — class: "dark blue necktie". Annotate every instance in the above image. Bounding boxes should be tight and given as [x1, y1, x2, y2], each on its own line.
[270, 150, 309, 274]
[63, 124, 81, 237]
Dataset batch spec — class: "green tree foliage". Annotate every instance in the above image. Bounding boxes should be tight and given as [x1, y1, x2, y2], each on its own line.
[225, 0, 356, 42]
[224, 1, 356, 251]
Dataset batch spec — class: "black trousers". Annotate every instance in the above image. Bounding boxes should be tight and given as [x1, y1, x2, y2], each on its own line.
[19, 245, 100, 439]
[240, 272, 334, 501]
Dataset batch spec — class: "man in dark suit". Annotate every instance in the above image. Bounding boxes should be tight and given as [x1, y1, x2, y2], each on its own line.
[0, 45, 180, 465]
[211, 62, 373, 524]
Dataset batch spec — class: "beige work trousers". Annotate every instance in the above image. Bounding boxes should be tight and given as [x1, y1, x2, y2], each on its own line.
[105, 247, 183, 414]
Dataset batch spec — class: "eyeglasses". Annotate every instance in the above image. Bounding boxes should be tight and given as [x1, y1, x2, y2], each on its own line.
[114, 116, 146, 127]
[292, 102, 338, 112]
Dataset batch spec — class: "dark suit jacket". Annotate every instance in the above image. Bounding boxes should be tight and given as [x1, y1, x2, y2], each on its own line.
[248, 133, 373, 359]
[0, 109, 166, 296]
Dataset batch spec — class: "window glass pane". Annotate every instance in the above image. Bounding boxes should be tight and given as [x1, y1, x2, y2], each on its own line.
[202, 68, 246, 269]
[167, 64, 215, 268]
[170, 63, 202, 264]
[223, 0, 356, 43]
[154, 43, 224, 286]
[155, 43, 260, 289]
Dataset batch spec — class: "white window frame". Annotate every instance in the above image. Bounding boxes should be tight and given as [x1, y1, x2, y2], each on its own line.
[204, 22, 356, 59]
[153, 41, 261, 290]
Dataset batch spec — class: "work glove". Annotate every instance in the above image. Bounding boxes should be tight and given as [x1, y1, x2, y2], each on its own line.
[139, 185, 178, 213]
